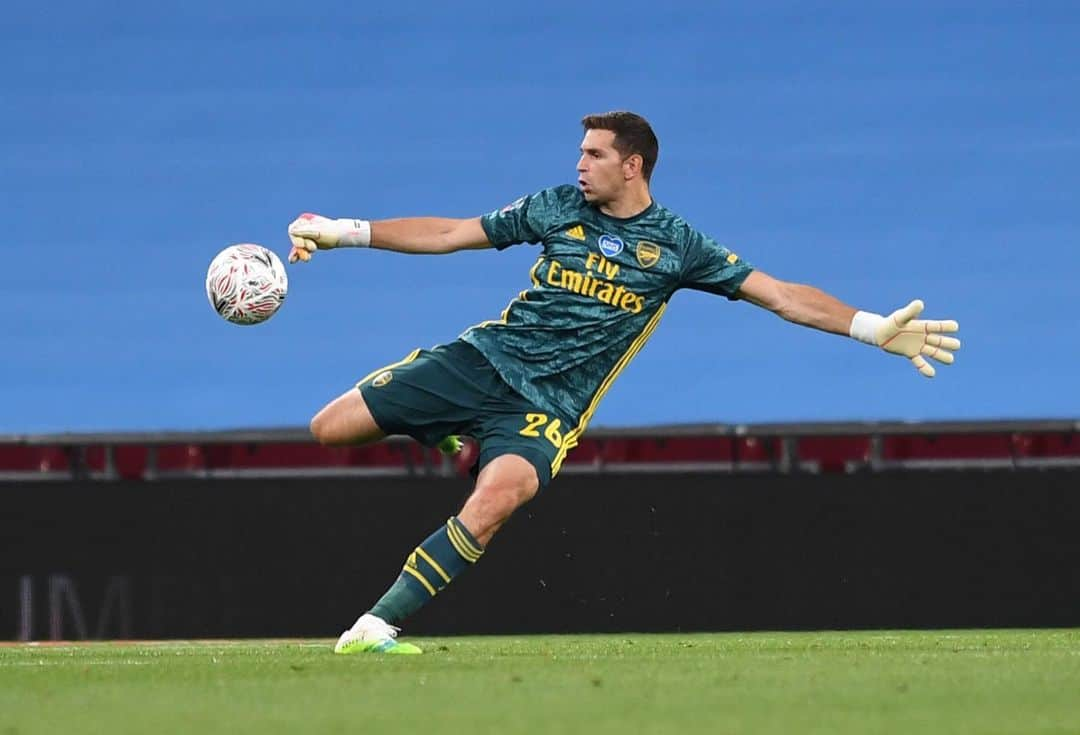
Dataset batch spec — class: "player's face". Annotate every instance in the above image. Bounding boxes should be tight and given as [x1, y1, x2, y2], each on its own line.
[577, 129, 629, 204]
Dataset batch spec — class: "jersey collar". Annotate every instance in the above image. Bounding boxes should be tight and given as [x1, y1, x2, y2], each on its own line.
[592, 199, 656, 224]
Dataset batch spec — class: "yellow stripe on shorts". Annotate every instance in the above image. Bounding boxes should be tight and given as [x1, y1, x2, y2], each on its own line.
[356, 348, 421, 388]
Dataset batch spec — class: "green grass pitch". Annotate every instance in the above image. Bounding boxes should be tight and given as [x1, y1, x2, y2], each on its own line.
[2, 630, 1079, 734]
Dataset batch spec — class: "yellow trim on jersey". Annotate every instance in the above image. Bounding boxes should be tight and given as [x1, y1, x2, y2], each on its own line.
[550, 304, 667, 477]
[501, 290, 528, 321]
[402, 565, 437, 596]
[414, 547, 451, 583]
[460, 257, 545, 334]
[446, 519, 483, 562]
[356, 348, 421, 388]
[527, 256, 543, 287]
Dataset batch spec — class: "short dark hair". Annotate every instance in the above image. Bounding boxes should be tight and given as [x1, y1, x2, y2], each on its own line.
[581, 111, 659, 182]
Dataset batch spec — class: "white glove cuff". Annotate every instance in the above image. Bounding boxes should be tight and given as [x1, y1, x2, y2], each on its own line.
[335, 219, 372, 248]
[849, 310, 885, 345]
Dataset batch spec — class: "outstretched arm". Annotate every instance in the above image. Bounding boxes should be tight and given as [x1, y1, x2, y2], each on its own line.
[737, 270, 856, 335]
[287, 213, 491, 262]
[737, 270, 961, 377]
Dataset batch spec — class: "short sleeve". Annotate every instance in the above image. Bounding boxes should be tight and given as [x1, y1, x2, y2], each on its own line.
[480, 187, 566, 250]
[679, 228, 754, 299]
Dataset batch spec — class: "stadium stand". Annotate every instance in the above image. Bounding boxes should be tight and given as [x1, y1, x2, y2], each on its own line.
[1, 420, 1076, 481]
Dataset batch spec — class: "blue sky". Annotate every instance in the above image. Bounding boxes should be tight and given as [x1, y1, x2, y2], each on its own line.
[1, 0, 1076, 432]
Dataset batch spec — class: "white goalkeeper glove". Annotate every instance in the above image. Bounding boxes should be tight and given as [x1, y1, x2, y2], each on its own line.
[287, 213, 371, 263]
[850, 300, 961, 378]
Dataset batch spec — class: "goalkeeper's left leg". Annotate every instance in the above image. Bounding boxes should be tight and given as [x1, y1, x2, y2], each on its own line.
[334, 454, 539, 654]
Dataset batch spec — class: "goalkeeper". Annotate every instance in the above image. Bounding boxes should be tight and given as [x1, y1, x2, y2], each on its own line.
[287, 111, 961, 655]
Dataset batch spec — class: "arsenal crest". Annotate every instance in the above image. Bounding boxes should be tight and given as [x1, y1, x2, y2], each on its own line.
[636, 241, 661, 268]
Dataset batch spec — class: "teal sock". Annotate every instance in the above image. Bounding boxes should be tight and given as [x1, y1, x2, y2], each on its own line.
[369, 516, 485, 625]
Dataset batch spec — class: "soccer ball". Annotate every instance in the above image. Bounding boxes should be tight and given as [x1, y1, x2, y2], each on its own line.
[205, 244, 288, 325]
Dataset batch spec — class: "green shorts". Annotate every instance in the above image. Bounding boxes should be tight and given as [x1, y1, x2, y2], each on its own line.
[357, 340, 571, 489]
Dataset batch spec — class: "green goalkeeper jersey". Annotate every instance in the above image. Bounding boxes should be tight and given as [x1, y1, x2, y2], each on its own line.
[462, 184, 753, 442]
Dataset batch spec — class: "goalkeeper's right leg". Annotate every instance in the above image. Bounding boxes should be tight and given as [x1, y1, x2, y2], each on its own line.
[309, 389, 386, 446]
[310, 347, 434, 445]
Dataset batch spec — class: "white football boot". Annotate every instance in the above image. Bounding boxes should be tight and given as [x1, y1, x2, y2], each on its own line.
[333, 613, 422, 655]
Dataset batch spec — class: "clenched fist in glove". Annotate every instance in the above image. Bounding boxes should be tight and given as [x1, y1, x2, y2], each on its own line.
[287, 213, 371, 263]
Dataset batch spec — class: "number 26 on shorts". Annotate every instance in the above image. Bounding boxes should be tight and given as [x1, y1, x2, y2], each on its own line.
[519, 413, 563, 449]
